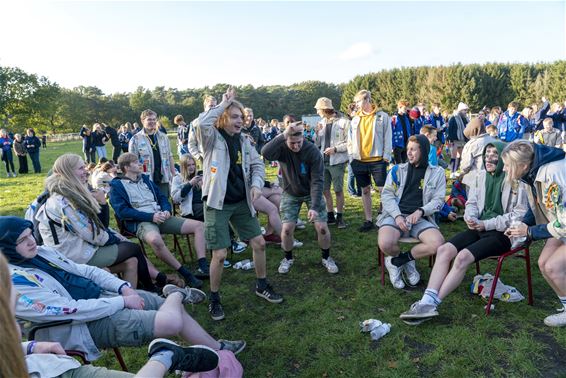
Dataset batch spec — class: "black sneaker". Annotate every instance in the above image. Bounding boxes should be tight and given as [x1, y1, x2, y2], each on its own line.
[255, 283, 283, 304]
[358, 220, 375, 232]
[209, 300, 225, 321]
[148, 338, 219, 373]
[327, 212, 336, 225]
[185, 274, 203, 289]
[219, 339, 247, 355]
[336, 217, 347, 229]
[196, 265, 210, 279]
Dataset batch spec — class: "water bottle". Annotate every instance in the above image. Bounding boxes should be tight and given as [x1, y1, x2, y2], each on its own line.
[233, 259, 250, 270]
[370, 323, 391, 341]
[242, 260, 255, 270]
[510, 214, 526, 244]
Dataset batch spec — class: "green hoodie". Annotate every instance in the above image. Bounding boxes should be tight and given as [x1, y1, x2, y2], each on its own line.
[480, 141, 506, 220]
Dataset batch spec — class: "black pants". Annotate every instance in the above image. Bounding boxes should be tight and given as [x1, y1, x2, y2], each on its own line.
[393, 147, 407, 164]
[17, 155, 28, 174]
[448, 229, 512, 262]
[112, 145, 121, 162]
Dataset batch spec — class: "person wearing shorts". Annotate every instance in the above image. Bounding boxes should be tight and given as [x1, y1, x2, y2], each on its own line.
[313, 97, 350, 229]
[377, 135, 446, 289]
[347, 90, 392, 232]
[262, 121, 338, 275]
[400, 141, 528, 322]
[110, 153, 208, 289]
[192, 87, 282, 321]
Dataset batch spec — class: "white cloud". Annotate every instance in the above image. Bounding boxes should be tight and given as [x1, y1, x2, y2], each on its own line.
[338, 42, 376, 61]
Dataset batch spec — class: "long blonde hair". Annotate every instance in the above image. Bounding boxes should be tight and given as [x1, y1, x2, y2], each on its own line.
[179, 154, 197, 183]
[0, 253, 28, 377]
[501, 140, 534, 185]
[45, 154, 104, 231]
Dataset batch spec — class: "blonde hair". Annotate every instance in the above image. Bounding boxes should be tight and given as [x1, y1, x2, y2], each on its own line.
[543, 118, 554, 128]
[179, 154, 197, 183]
[216, 100, 246, 130]
[45, 154, 103, 230]
[0, 253, 29, 377]
[354, 90, 371, 103]
[501, 140, 534, 185]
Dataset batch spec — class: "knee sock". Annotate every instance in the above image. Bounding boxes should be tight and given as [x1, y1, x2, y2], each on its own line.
[149, 349, 174, 370]
[559, 296, 566, 311]
[284, 250, 293, 261]
[391, 251, 414, 267]
[421, 288, 442, 307]
[321, 248, 330, 260]
[177, 265, 196, 283]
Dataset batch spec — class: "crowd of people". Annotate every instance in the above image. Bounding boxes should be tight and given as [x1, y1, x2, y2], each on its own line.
[1, 86, 566, 377]
[1, 128, 44, 176]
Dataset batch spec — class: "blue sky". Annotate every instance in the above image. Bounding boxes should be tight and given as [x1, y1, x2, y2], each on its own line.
[1, 1, 564, 94]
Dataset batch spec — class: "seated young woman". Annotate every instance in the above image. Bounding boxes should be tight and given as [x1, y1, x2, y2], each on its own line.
[400, 142, 528, 322]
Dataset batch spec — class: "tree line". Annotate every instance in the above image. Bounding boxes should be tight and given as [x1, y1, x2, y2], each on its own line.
[1, 61, 565, 134]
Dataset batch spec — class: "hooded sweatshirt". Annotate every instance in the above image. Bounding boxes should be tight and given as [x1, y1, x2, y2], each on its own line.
[398, 135, 430, 214]
[480, 142, 506, 220]
[357, 104, 381, 162]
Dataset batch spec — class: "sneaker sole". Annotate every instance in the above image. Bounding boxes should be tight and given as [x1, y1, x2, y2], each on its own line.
[210, 312, 225, 321]
[402, 317, 433, 326]
[255, 291, 284, 304]
[400, 311, 438, 320]
[220, 339, 247, 355]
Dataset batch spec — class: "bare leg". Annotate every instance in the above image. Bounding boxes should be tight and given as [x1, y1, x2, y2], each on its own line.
[144, 231, 182, 270]
[253, 196, 282, 235]
[426, 242, 458, 291]
[314, 222, 331, 249]
[180, 219, 206, 259]
[378, 226, 401, 257]
[250, 235, 267, 278]
[335, 190, 344, 214]
[209, 249, 227, 292]
[323, 189, 334, 213]
[281, 222, 296, 251]
[109, 257, 138, 288]
[438, 249, 475, 300]
[411, 228, 445, 259]
[539, 239, 566, 296]
[361, 185, 372, 221]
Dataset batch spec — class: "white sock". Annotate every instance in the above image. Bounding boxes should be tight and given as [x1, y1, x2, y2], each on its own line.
[559, 296, 566, 311]
[149, 349, 174, 370]
[421, 288, 441, 306]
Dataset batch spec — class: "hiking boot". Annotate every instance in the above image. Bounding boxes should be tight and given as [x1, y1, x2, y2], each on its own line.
[209, 300, 225, 321]
[293, 239, 303, 248]
[336, 217, 347, 229]
[358, 220, 375, 232]
[219, 339, 247, 355]
[148, 338, 219, 373]
[162, 285, 206, 304]
[403, 260, 421, 286]
[322, 257, 339, 274]
[399, 301, 439, 320]
[231, 240, 247, 254]
[263, 233, 282, 244]
[327, 212, 336, 225]
[278, 258, 294, 274]
[296, 219, 306, 229]
[543, 311, 566, 327]
[256, 283, 283, 303]
[384, 256, 405, 289]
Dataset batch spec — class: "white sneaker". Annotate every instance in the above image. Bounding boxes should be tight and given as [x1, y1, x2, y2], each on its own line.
[12, 172, 16, 177]
[296, 219, 306, 230]
[261, 227, 266, 235]
[543, 311, 566, 327]
[384, 256, 405, 289]
[404, 260, 421, 286]
[293, 239, 303, 248]
[278, 258, 294, 274]
[322, 257, 339, 274]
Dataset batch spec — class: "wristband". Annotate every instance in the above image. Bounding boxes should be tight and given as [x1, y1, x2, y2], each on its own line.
[118, 282, 132, 295]
[418, 208, 425, 216]
[27, 341, 36, 355]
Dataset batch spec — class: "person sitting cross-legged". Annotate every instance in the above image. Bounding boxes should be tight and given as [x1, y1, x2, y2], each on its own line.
[377, 135, 446, 289]
[110, 152, 208, 288]
[400, 142, 528, 322]
[0, 216, 246, 367]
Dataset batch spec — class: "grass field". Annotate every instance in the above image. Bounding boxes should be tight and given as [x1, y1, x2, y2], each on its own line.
[1, 139, 565, 377]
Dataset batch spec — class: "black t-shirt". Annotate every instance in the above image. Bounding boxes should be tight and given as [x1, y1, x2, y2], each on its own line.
[218, 129, 246, 204]
[148, 134, 163, 184]
[398, 164, 426, 214]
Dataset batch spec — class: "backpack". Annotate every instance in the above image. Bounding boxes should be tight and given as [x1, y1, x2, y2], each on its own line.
[24, 190, 65, 246]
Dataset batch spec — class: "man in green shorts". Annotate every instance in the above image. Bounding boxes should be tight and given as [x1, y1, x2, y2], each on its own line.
[262, 121, 338, 275]
[313, 97, 350, 228]
[110, 153, 206, 289]
[192, 87, 283, 321]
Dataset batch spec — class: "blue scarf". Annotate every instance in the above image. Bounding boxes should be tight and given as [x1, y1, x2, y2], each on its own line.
[0, 216, 101, 300]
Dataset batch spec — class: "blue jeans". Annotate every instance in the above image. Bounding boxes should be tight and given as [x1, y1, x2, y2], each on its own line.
[95, 146, 107, 160]
[28, 151, 41, 173]
[347, 162, 361, 196]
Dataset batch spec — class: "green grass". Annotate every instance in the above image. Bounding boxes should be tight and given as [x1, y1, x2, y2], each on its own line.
[2, 140, 565, 377]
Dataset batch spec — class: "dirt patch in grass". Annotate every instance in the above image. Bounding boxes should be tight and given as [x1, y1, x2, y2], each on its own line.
[531, 331, 566, 377]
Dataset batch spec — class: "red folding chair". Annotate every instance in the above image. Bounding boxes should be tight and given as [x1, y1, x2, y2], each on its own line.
[475, 242, 533, 315]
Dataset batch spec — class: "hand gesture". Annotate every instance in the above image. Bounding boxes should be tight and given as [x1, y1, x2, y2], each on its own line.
[153, 212, 166, 224]
[405, 209, 422, 225]
[504, 221, 527, 238]
[395, 215, 409, 233]
[123, 293, 145, 310]
[223, 86, 236, 103]
[323, 147, 335, 156]
[308, 209, 318, 223]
